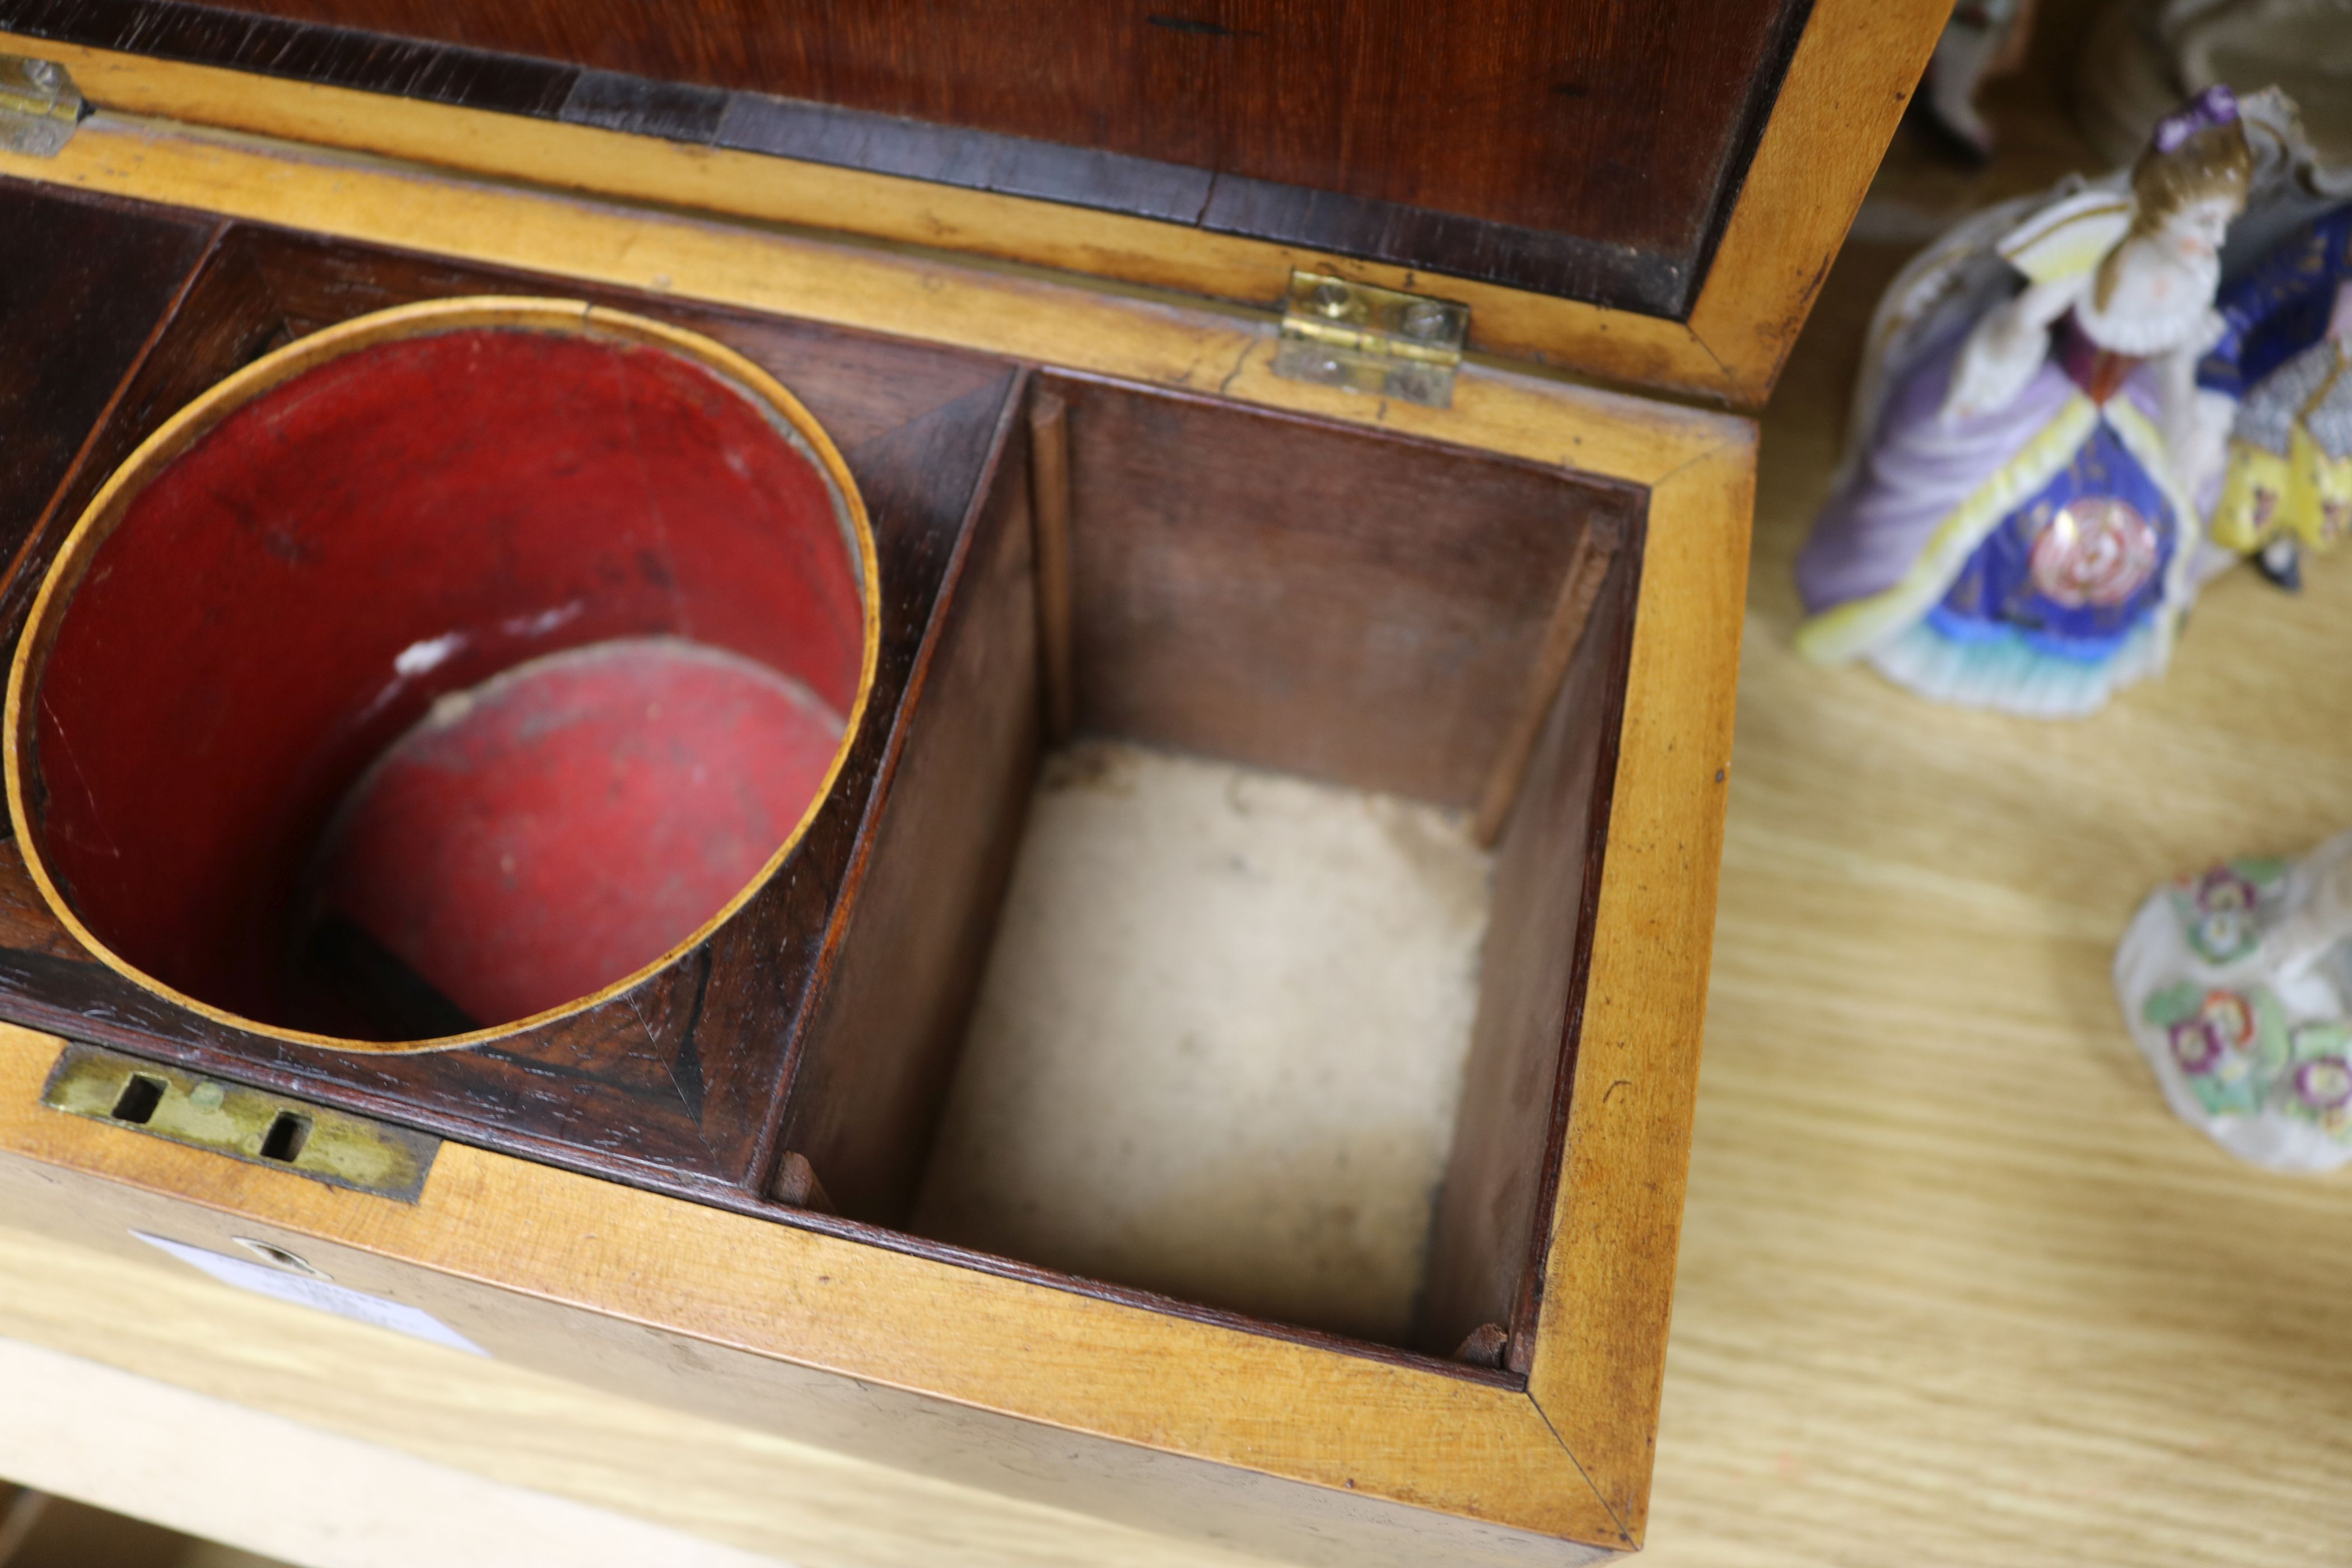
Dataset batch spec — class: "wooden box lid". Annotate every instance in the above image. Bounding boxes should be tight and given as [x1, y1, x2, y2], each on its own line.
[0, 0, 1944, 405]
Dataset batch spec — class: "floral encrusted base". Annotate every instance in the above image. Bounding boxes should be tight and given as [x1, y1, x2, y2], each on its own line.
[2115, 833, 2352, 1171]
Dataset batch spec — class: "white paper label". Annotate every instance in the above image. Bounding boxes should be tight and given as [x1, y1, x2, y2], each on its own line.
[134, 1231, 489, 1356]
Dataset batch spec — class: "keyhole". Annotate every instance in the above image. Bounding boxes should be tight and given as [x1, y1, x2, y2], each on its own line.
[259, 1112, 310, 1163]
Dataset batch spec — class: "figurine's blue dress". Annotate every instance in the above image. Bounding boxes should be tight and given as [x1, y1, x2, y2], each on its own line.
[2199, 205, 2352, 559]
[1793, 313, 2197, 717]
[2201, 204, 2352, 400]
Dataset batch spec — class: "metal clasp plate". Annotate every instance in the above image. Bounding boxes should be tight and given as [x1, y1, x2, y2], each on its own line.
[0, 54, 83, 157]
[41, 1042, 441, 1202]
[1274, 271, 1469, 409]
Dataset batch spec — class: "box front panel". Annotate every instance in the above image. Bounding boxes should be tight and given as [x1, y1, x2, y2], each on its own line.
[0, 123, 1753, 1563]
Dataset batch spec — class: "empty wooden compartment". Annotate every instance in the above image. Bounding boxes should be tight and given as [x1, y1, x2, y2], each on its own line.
[782, 371, 1642, 1368]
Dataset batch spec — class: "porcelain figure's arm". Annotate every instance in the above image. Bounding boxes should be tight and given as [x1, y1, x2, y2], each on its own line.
[2261, 838, 2352, 984]
[1941, 274, 2082, 424]
[2159, 307, 2233, 498]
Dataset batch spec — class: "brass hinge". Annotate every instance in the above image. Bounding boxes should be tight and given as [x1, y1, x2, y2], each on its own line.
[0, 54, 82, 157]
[1273, 271, 1469, 409]
[40, 1042, 441, 1202]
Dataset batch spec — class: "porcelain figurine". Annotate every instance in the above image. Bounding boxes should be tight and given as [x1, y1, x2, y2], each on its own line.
[2200, 207, 2352, 587]
[1919, 0, 2037, 164]
[2116, 830, 2352, 1170]
[1795, 88, 2253, 717]
[2078, 0, 2352, 170]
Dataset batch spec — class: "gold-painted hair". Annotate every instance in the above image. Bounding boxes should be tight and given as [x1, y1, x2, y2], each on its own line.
[2093, 119, 2254, 311]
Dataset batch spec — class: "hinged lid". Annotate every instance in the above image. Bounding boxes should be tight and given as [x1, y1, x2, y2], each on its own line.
[0, 0, 1948, 404]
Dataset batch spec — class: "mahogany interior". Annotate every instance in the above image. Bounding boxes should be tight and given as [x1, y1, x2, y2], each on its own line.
[1047, 375, 1645, 1361]
[1, 0, 1814, 314]
[790, 370, 1645, 1359]
[0, 179, 1647, 1371]
[21, 323, 866, 1040]
[0, 193, 1021, 1191]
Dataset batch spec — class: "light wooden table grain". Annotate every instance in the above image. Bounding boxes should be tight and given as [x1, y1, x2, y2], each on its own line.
[1637, 178, 2352, 1565]
[8, 94, 2352, 1568]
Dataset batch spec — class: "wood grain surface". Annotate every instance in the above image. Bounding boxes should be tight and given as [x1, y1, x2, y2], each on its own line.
[1625, 134, 2352, 1568]
[0, 214, 1024, 1202]
[0, 1227, 1288, 1568]
[0, 1334, 783, 1568]
[0, 211, 1034, 1203]
[1026, 392, 1076, 742]
[1039, 372, 1640, 811]
[1418, 526, 1640, 1363]
[773, 377, 1040, 1226]
[0, 2, 1944, 404]
[216, 0, 1795, 259]
[0, 185, 216, 595]
[2, 34, 2343, 1566]
[1472, 520, 1627, 847]
[1681, 0, 1948, 403]
[0, 0, 1804, 315]
[0, 178, 1651, 1361]
[0, 1026, 1622, 1566]
[0, 105, 1749, 1565]
[0, 116, 1739, 532]
[11, 198, 2346, 1564]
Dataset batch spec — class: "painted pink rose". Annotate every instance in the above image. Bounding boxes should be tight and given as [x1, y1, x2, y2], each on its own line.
[2029, 498, 2160, 608]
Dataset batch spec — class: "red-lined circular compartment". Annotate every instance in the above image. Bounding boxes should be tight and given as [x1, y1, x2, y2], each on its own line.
[6, 300, 876, 1049]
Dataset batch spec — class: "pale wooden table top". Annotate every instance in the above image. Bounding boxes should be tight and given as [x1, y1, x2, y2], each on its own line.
[7, 92, 2351, 1568]
[1639, 141, 2352, 1562]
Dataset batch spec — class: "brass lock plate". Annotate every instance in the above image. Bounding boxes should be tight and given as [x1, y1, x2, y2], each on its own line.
[40, 1043, 440, 1202]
